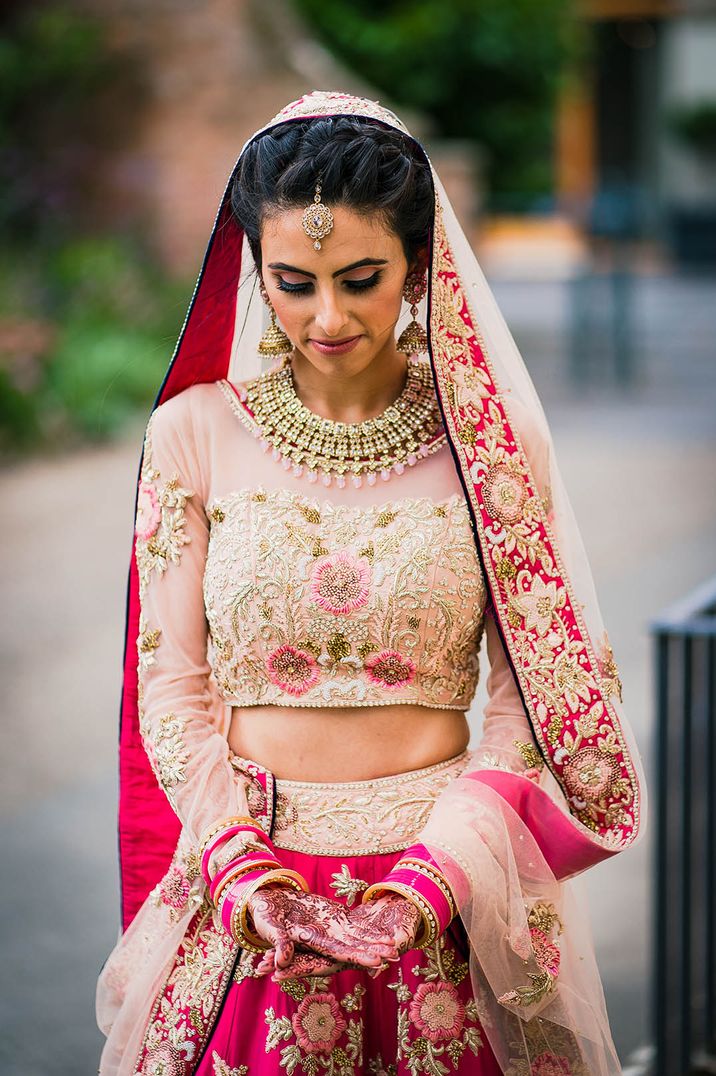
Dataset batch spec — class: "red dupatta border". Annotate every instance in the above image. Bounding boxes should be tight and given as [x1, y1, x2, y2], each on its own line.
[118, 99, 642, 931]
[426, 199, 641, 858]
[118, 196, 245, 930]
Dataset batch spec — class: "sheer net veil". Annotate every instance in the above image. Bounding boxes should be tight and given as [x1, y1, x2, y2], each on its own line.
[116, 90, 647, 1074]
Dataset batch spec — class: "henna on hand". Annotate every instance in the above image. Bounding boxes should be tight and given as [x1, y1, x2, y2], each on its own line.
[255, 947, 392, 981]
[247, 886, 400, 970]
[346, 891, 422, 955]
[252, 892, 422, 981]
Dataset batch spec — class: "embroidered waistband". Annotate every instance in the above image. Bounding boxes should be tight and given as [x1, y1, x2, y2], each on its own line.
[270, 750, 471, 856]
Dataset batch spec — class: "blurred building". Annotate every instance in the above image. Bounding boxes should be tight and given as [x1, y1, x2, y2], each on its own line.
[558, 0, 716, 266]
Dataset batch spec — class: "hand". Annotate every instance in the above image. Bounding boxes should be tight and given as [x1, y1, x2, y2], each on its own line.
[246, 885, 400, 971]
[345, 891, 422, 955]
[255, 947, 394, 981]
[254, 891, 422, 981]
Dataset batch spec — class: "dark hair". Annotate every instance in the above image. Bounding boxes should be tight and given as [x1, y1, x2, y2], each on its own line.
[230, 116, 433, 272]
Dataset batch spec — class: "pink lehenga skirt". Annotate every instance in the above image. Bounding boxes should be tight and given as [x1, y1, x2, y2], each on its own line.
[126, 750, 504, 1076]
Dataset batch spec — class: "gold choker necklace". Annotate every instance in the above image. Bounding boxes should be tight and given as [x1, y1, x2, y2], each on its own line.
[220, 356, 446, 488]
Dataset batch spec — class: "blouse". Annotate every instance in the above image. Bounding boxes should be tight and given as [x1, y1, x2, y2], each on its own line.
[133, 378, 540, 847]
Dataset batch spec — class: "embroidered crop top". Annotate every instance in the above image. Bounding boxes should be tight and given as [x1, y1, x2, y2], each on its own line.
[134, 379, 543, 836]
[202, 486, 487, 709]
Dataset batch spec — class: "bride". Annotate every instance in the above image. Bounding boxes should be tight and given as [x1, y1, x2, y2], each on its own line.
[97, 90, 647, 1076]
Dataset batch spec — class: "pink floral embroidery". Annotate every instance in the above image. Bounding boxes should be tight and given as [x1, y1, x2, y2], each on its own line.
[530, 927, 561, 978]
[483, 463, 527, 526]
[512, 576, 559, 637]
[141, 1043, 185, 1076]
[310, 552, 371, 615]
[266, 644, 319, 696]
[159, 866, 191, 910]
[530, 1052, 572, 1076]
[562, 746, 620, 802]
[365, 649, 415, 690]
[408, 980, 465, 1043]
[136, 481, 161, 541]
[291, 991, 347, 1055]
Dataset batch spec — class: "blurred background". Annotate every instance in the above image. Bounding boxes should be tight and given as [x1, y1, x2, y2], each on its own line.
[1, 1, 715, 1073]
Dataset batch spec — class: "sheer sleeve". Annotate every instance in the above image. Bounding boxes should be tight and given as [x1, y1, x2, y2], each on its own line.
[471, 611, 546, 776]
[134, 391, 251, 845]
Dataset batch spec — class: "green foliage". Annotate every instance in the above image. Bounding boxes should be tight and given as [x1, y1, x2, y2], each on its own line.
[0, 4, 173, 458]
[0, 6, 114, 238]
[292, 0, 581, 206]
[0, 235, 189, 459]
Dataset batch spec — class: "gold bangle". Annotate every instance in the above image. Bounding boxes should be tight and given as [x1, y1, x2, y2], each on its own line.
[231, 869, 309, 951]
[362, 881, 438, 949]
[395, 858, 457, 916]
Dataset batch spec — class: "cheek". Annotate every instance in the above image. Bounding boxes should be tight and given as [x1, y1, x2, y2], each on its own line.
[367, 283, 404, 326]
[271, 296, 303, 333]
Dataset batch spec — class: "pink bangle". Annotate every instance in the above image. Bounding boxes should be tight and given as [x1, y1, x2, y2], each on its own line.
[218, 868, 272, 935]
[209, 853, 281, 903]
[201, 823, 278, 885]
[201, 825, 244, 884]
[398, 843, 445, 875]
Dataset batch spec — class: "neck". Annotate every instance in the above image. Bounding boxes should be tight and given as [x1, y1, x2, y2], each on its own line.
[288, 342, 410, 423]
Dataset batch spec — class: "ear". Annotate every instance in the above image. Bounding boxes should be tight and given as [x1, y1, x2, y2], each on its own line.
[408, 244, 429, 277]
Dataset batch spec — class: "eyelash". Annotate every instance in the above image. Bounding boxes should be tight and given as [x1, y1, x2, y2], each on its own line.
[275, 272, 382, 295]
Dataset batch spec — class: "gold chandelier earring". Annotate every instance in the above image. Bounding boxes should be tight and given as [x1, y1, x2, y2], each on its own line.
[257, 277, 293, 358]
[397, 268, 429, 356]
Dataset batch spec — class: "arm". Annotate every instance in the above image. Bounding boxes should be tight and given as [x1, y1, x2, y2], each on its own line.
[134, 392, 252, 845]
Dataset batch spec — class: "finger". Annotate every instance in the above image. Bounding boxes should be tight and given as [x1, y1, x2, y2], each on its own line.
[272, 953, 342, 980]
[273, 929, 294, 970]
[255, 949, 276, 976]
[290, 928, 398, 966]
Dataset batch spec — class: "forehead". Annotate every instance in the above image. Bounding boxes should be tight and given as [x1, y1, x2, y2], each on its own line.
[260, 204, 403, 269]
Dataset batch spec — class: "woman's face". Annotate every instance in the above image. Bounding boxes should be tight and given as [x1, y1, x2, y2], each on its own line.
[260, 204, 417, 379]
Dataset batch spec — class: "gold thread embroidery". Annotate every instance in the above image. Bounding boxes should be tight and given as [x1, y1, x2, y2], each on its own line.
[212, 1051, 248, 1076]
[427, 197, 641, 848]
[271, 752, 470, 854]
[203, 488, 487, 711]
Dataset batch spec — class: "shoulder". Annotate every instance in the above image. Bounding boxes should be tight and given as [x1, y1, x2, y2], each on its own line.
[152, 380, 224, 422]
[148, 381, 227, 441]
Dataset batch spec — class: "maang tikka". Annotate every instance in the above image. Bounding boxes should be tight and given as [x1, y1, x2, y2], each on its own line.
[397, 268, 429, 355]
[302, 180, 334, 250]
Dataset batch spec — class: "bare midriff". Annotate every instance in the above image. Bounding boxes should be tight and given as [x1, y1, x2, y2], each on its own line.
[227, 703, 471, 782]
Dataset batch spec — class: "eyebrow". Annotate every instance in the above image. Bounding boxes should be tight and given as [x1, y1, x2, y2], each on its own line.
[267, 257, 389, 279]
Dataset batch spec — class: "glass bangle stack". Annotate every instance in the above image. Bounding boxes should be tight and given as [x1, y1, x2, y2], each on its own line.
[199, 815, 310, 953]
[362, 842, 457, 949]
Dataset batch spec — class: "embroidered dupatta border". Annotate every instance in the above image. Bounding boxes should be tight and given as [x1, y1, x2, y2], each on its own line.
[426, 198, 640, 851]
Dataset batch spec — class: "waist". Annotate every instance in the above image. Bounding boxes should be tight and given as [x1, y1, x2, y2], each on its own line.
[227, 703, 470, 782]
[229, 748, 472, 856]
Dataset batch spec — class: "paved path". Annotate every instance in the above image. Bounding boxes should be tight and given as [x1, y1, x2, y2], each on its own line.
[1, 272, 714, 1074]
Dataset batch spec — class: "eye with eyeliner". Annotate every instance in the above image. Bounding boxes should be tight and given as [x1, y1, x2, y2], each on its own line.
[274, 271, 382, 295]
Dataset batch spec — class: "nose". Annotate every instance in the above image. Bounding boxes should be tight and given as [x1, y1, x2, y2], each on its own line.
[313, 287, 350, 338]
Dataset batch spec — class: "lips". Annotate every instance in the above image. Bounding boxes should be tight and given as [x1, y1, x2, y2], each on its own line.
[309, 335, 363, 355]
[311, 335, 361, 346]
